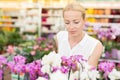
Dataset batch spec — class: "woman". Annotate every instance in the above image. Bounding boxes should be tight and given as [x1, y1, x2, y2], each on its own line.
[55, 3, 103, 68]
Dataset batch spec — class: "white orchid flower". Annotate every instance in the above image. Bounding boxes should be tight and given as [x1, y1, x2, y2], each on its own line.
[36, 77, 47, 80]
[108, 68, 120, 80]
[50, 70, 68, 80]
[80, 69, 89, 80]
[41, 64, 51, 74]
[88, 69, 99, 80]
[52, 53, 61, 67]
[70, 71, 79, 80]
[42, 51, 61, 67]
[80, 62, 99, 80]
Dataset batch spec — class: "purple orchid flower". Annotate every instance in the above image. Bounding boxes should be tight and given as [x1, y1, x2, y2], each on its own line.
[98, 61, 115, 80]
[97, 27, 118, 41]
[51, 66, 59, 73]
[13, 55, 26, 64]
[23, 60, 43, 80]
[61, 56, 69, 66]
[7, 61, 15, 72]
[13, 64, 25, 74]
[98, 61, 115, 72]
[0, 56, 7, 66]
[60, 66, 69, 74]
[0, 69, 3, 80]
[43, 73, 49, 80]
[61, 55, 85, 72]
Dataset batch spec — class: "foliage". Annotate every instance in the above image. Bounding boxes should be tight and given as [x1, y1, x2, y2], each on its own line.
[1, 52, 120, 80]
[0, 31, 9, 52]
[13, 37, 55, 63]
[113, 35, 120, 50]
[7, 31, 23, 46]
[96, 27, 120, 52]
[0, 30, 23, 52]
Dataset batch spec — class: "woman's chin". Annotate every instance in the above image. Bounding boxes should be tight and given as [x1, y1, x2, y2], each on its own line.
[70, 33, 77, 37]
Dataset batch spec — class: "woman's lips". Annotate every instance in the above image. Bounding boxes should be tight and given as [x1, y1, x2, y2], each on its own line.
[70, 31, 76, 34]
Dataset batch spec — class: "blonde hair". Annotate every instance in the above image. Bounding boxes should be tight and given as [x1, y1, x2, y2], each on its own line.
[63, 3, 86, 19]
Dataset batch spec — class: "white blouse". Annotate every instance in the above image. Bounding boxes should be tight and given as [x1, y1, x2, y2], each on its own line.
[56, 31, 100, 60]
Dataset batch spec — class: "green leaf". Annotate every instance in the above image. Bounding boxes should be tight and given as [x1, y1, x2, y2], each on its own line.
[33, 50, 43, 60]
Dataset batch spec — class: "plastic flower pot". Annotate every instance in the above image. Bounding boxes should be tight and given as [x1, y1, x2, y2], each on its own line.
[111, 48, 118, 59]
[117, 50, 120, 60]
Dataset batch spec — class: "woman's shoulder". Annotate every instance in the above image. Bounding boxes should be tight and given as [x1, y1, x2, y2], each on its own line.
[84, 33, 103, 49]
[86, 34, 103, 48]
[85, 33, 100, 43]
[84, 33, 103, 60]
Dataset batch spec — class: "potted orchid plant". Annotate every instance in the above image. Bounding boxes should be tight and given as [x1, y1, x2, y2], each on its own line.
[36, 52, 100, 80]
[1, 37, 55, 80]
[0, 30, 23, 55]
[11, 37, 55, 63]
[96, 26, 120, 59]
[1, 51, 120, 80]
[98, 61, 115, 80]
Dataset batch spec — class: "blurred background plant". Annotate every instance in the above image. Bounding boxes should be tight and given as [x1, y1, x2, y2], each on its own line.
[8, 37, 55, 63]
[98, 61, 115, 80]
[0, 31, 8, 53]
[114, 35, 120, 50]
[96, 26, 120, 59]
[97, 27, 115, 52]
[0, 30, 24, 54]
[0, 33, 56, 79]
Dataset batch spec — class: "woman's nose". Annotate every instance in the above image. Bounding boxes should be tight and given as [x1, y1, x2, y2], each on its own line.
[69, 23, 74, 29]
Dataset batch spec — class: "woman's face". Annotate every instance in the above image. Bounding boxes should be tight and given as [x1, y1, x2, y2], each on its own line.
[64, 10, 85, 37]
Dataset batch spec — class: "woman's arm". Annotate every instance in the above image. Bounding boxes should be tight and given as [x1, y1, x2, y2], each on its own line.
[88, 42, 103, 67]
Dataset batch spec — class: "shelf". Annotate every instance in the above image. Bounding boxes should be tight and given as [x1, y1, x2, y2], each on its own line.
[0, 19, 18, 22]
[81, 2, 120, 9]
[100, 58, 120, 63]
[42, 30, 57, 33]
[42, 22, 54, 25]
[41, 2, 120, 9]
[86, 15, 120, 18]
[87, 22, 120, 27]
[0, 2, 20, 8]
[0, 2, 40, 8]
[42, 14, 62, 17]
[41, 2, 120, 36]
[42, 6, 64, 9]
[24, 21, 39, 24]
[1, 2, 120, 37]
[0, 24, 20, 27]
[0, 14, 20, 17]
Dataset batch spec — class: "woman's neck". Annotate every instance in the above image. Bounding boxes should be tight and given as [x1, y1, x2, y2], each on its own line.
[69, 31, 85, 42]
[68, 31, 85, 49]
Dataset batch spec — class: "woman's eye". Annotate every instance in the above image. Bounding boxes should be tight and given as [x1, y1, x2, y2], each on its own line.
[65, 22, 69, 24]
[74, 21, 79, 24]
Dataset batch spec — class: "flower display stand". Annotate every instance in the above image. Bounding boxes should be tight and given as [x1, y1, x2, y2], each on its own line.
[3, 68, 11, 80]
[117, 50, 120, 60]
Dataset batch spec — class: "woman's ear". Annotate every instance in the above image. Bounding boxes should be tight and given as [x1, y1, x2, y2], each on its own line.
[84, 18, 87, 22]
[83, 18, 87, 26]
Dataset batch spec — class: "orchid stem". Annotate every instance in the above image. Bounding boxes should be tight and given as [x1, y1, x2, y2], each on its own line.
[2, 67, 4, 80]
[18, 74, 20, 80]
[68, 67, 71, 80]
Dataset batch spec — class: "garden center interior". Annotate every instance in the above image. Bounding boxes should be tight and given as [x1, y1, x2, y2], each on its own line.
[0, 0, 120, 80]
